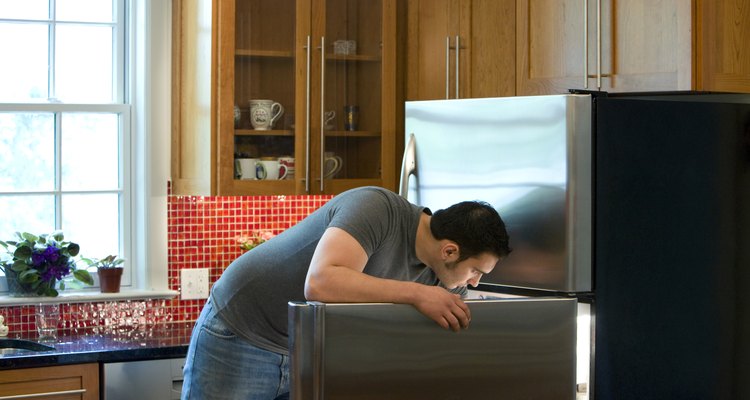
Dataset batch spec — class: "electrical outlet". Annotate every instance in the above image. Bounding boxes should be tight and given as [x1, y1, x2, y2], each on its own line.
[181, 268, 209, 300]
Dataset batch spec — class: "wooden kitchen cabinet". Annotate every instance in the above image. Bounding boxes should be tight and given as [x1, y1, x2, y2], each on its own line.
[696, 0, 750, 93]
[171, 0, 216, 196]
[0, 363, 99, 399]
[406, 0, 515, 100]
[517, 0, 693, 95]
[213, 0, 399, 195]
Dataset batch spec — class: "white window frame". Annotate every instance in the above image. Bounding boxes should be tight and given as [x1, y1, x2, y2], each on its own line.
[0, 0, 173, 303]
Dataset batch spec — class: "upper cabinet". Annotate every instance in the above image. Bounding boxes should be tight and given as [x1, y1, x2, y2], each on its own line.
[517, 0, 693, 95]
[171, 0, 215, 196]
[697, 0, 750, 93]
[214, 0, 399, 195]
[406, 0, 516, 100]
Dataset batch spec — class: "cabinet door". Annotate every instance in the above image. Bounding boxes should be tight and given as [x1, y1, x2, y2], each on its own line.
[217, 0, 299, 195]
[698, 0, 750, 93]
[465, 0, 516, 98]
[406, 0, 460, 100]
[599, 0, 692, 92]
[311, 0, 397, 194]
[0, 363, 99, 400]
[407, 0, 515, 100]
[517, 0, 692, 95]
[216, 0, 396, 195]
[171, 0, 214, 195]
[517, 0, 586, 95]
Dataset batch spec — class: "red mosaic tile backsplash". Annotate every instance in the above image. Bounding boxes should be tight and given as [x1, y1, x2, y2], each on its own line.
[0, 194, 332, 338]
[166, 194, 331, 321]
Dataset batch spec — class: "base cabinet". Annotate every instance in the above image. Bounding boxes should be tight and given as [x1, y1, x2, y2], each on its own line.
[0, 363, 99, 400]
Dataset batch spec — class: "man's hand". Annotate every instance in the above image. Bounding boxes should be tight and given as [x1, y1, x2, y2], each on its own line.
[411, 286, 471, 332]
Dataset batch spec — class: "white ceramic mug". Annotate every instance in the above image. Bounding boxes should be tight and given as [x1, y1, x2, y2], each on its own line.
[249, 99, 284, 130]
[278, 156, 295, 180]
[323, 152, 343, 179]
[256, 158, 288, 180]
[235, 158, 260, 180]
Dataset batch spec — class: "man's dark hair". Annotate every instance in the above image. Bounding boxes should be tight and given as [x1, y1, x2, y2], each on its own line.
[430, 201, 511, 262]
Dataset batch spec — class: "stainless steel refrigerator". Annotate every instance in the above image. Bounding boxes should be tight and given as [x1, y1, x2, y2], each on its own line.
[289, 92, 750, 399]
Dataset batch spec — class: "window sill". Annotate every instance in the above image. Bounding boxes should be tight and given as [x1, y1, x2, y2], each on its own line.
[0, 289, 179, 306]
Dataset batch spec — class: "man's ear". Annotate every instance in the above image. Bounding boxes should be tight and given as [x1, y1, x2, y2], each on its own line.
[441, 241, 460, 261]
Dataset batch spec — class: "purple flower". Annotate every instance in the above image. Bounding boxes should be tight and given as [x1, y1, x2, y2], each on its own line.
[40, 268, 55, 283]
[39, 261, 71, 283]
[31, 246, 61, 267]
[43, 246, 60, 262]
[31, 252, 46, 266]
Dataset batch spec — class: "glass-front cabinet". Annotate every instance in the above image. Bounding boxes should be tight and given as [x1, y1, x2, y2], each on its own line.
[216, 0, 397, 195]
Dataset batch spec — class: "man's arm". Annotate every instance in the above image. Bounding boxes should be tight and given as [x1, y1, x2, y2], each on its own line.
[304, 227, 471, 332]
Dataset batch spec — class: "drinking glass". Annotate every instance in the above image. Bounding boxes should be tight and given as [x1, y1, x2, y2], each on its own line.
[36, 303, 60, 341]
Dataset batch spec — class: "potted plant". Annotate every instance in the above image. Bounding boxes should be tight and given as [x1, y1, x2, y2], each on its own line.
[82, 255, 124, 293]
[0, 231, 94, 297]
[236, 230, 276, 252]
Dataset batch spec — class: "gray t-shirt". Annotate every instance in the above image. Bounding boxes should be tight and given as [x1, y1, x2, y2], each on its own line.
[210, 186, 444, 355]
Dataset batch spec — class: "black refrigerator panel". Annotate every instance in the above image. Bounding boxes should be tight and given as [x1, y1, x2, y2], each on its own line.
[594, 94, 750, 399]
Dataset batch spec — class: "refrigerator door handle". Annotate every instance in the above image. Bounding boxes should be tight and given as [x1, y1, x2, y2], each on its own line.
[455, 35, 460, 99]
[319, 36, 326, 193]
[289, 301, 326, 400]
[583, 0, 588, 89]
[399, 133, 417, 198]
[445, 36, 451, 99]
[304, 35, 311, 193]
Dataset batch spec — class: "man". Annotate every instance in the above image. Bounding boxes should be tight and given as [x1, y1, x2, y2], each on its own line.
[181, 186, 510, 400]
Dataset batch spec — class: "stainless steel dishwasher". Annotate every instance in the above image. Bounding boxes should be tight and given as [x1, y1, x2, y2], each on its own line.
[103, 357, 185, 400]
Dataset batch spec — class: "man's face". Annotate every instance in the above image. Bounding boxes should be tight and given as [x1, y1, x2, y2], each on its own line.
[440, 252, 499, 290]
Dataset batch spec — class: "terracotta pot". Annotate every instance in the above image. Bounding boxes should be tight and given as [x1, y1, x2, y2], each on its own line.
[98, 267, 123, 293]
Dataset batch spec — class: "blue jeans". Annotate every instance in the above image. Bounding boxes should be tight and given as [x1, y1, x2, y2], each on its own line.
[181, 299, 290, 400]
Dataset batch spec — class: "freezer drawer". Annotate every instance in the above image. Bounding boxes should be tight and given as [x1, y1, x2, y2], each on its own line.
[289, 298, 577, 400]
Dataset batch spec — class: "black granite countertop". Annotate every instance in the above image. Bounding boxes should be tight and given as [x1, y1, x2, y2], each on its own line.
[0, 323, 193, 370]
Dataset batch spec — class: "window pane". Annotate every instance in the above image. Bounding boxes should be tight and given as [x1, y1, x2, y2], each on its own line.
[0, 23, 49, 102]
[0, 112, 55, 191]
[0, 0, 49, 20]
[56, 25, 113, 103]
[62, 193, 119, 258]
[56, 0, 113, 23]
[0, 195, 55, 241]
[62, 113, 119, 190]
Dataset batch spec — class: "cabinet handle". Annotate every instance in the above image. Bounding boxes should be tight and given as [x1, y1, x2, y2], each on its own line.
[319, 36, 326, 193]
[0, 389, 86, 399]
[583, 0, 588, 89]
[445, 36, 450, 99]
[455, 35, 460, 99]
[305, 35, 311, 193]
[596, 0, 601, 89]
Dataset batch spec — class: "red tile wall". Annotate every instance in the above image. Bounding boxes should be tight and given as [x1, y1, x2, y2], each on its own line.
[0, 194, 332, 338]
[166, 194, 332, 322]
